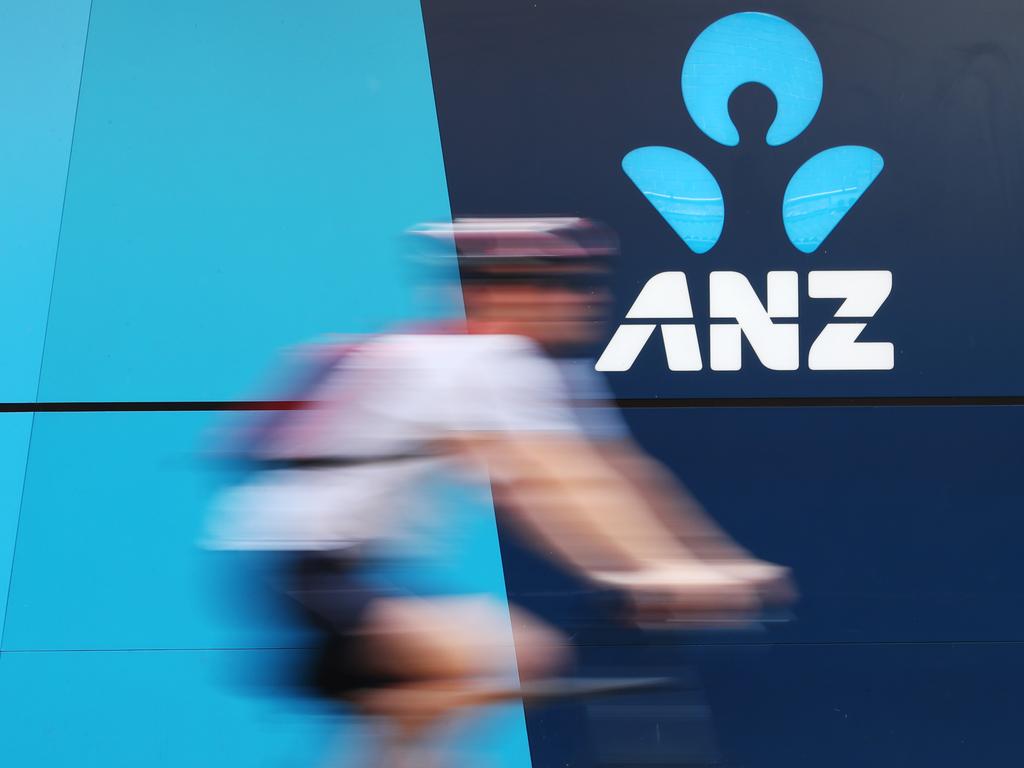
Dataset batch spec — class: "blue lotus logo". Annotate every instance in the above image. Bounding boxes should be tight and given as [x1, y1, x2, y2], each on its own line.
[623, 11, 884, 255]
[598, 12, 894, 374]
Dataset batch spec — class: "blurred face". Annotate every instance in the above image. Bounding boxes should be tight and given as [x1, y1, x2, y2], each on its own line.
[461, 263, 612, 349]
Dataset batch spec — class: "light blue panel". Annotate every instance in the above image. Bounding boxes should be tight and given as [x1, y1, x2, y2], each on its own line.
[37, 0, 455, 402]
[0, 0, 91, 401]
[3, 411, 243, 650]
[3, 411, 532, 765]
[622, 146, 723, 253]
[0, 649, 529, 767]
[0, 414, 32, 636]
[0, 649, 337, 767]
[783, 145, 885, 253]
[3, 412, 525, 652]
[682, 12, 822, 146]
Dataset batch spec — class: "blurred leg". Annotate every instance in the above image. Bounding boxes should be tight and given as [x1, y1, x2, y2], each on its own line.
[350, 596, 567, 765]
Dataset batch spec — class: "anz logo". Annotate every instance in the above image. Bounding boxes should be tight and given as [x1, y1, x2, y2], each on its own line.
[597, 12, 893, 373]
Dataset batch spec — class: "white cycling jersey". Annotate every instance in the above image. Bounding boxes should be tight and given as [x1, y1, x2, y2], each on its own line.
[207, 333, 591, 551]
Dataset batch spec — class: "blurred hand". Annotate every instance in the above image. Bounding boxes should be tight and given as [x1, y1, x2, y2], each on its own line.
[590, 561, 761, 627]
[711, 558, 798, 607]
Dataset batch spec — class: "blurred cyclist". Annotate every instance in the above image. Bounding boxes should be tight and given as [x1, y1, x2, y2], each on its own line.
[207, 217, 791, 766]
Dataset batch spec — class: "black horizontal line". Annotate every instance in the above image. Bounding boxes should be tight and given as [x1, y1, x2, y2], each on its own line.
[614, 395, 1024, 409]
[3, 638, 1024, 653]
[0, 400, 302, 413]
[0, 395, 1021, 414]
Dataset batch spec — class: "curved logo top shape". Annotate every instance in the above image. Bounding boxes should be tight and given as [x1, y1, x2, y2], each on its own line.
[682, 12, 823, 147]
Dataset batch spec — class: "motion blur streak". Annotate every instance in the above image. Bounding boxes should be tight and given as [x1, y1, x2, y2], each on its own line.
[205, 219, 794, 767]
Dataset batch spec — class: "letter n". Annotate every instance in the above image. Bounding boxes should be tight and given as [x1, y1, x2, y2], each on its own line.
[709, 271, 799, 371]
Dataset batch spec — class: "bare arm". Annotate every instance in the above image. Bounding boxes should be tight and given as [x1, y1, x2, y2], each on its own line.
[456, 433, 722, 579]
[594, 439, 751, 561]
[593, 438, 795, 602]
[454, 432, 789, 617]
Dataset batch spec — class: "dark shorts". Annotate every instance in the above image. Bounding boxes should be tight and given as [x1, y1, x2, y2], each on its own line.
[274, 550, 410, 699]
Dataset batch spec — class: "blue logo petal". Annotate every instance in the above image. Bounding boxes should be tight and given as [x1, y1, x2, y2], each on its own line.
[682, 12, 822, 146]
[623, 146, 725, 254]
[783, 145, 884, 253]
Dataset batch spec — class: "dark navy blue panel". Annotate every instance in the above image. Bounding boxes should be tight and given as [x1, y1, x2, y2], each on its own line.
[421, 0, 1024, 397]
[625, 404, 1024, 645]
[498, 405, 1024, 646]
[495, 404, 1024, 764]
[508, 639, 1024, 767]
